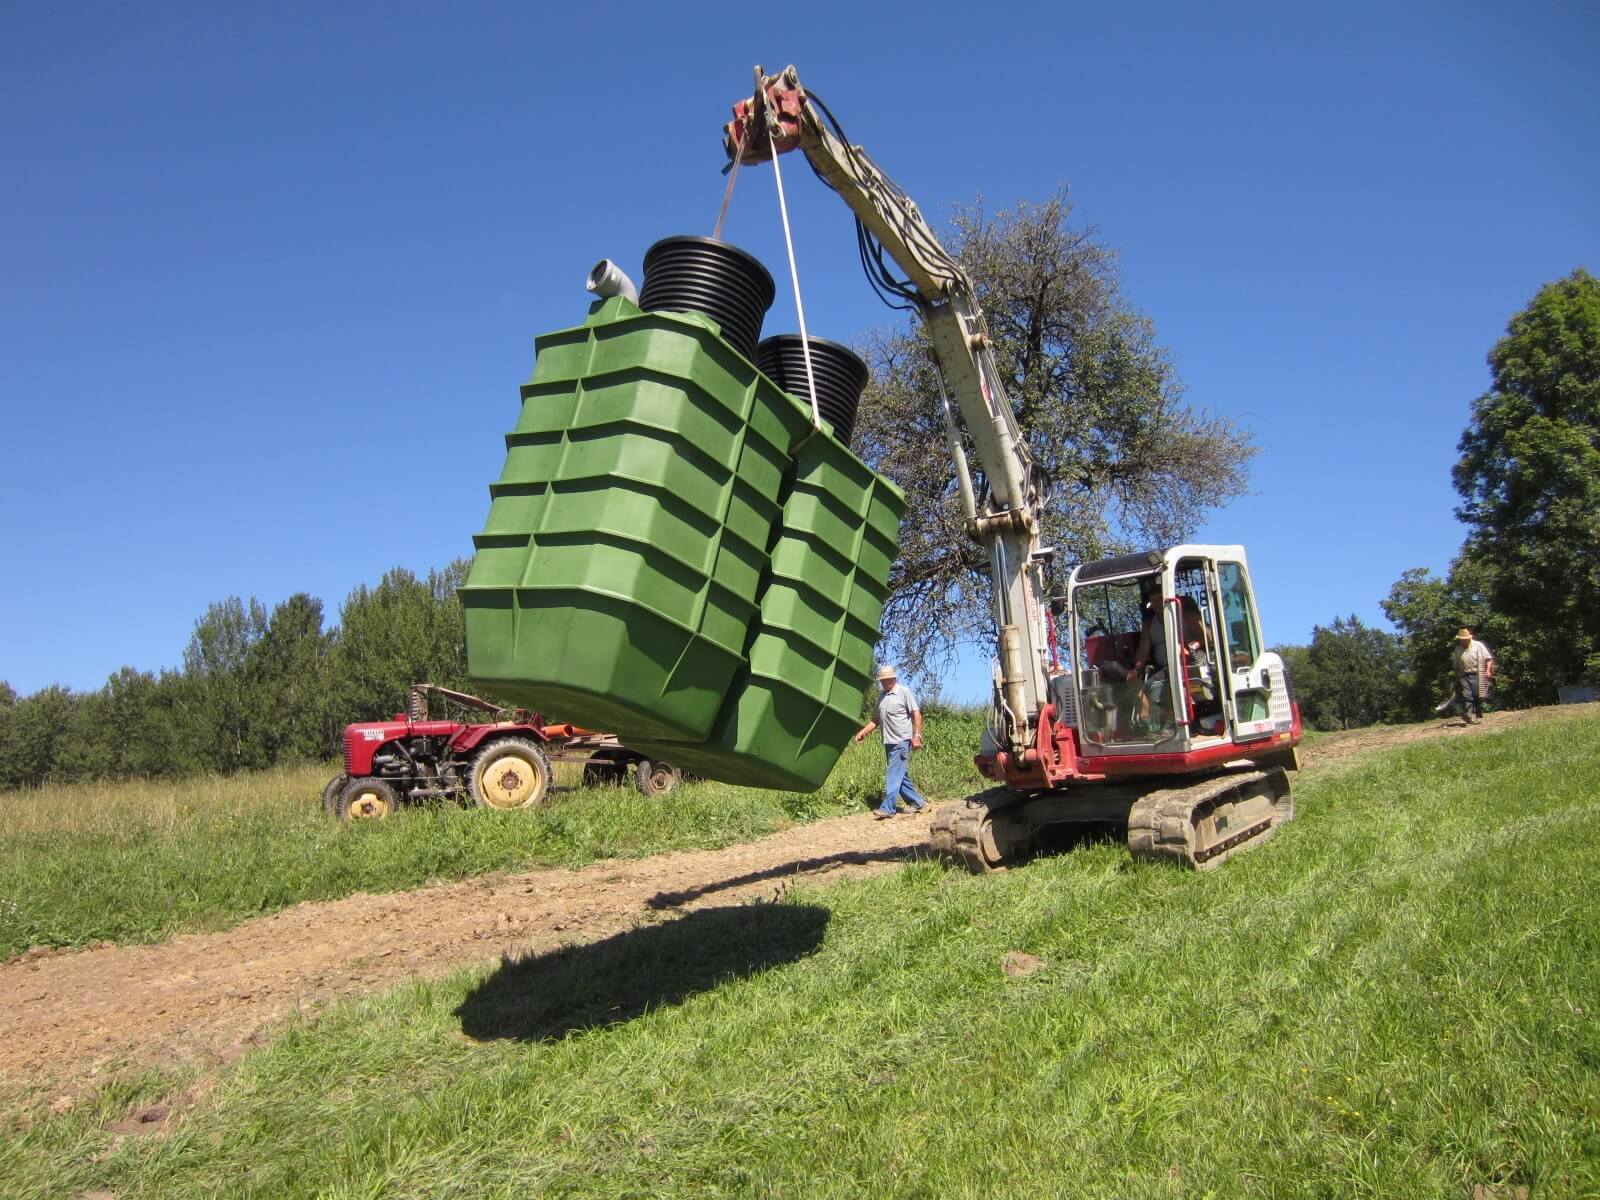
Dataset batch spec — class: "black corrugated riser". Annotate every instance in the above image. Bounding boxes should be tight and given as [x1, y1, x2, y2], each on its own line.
[639, 236, 776, 361]
[757, 334, 869, 445]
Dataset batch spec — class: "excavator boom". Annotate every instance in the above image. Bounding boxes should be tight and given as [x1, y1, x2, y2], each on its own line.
[726, 65, 1051, 753]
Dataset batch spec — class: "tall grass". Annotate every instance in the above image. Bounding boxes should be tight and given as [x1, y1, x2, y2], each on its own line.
[5, 706, 1597, 1198]
[0, 707, 985, 957]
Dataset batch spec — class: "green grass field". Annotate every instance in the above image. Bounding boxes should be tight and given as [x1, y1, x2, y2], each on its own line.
[0, 708, 986, 959]
[4, 707, 1598, 1198]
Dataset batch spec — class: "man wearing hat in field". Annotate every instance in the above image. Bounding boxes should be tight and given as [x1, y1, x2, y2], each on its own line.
[853, 664, 927, 819]
[1451, 627, 1495, 724]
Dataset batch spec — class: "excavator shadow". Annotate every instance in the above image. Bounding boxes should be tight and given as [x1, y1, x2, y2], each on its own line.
[454, 903, 830, 1042]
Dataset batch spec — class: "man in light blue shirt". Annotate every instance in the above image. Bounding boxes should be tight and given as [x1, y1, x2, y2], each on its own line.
[853, 664, 927, 820]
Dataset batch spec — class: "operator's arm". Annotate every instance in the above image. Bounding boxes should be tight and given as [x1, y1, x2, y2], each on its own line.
[911, 705, 923, 750]
[1133, 622, 1153, 673]
[854, 718, 878, 744]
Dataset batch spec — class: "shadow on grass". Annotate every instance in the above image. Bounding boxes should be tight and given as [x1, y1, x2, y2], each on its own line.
[455, 903, 831, 1042]
[645, 846, 921, 910]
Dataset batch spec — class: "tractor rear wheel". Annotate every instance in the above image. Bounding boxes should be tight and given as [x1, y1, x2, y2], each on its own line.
[321, 773, 348, 814]
[337, 777, 399, 822]
[634, 757, 680, 798]
[471, 738, 552, 811]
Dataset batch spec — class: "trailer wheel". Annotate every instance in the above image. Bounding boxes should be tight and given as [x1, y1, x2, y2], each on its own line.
[634, 757, 680, 798]
[471, 738, 552, 811]
[321, 773, 348, 814]
[337, 777, 398, 822]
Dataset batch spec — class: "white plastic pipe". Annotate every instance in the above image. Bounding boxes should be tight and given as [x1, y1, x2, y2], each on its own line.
[586, 259, 639, 304]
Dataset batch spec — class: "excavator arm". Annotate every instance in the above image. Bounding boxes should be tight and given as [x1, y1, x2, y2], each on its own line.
[724, 65, 1053, 753]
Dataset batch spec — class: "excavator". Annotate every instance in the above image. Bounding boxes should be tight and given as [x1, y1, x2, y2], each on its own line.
[722, 66, 1301, 872]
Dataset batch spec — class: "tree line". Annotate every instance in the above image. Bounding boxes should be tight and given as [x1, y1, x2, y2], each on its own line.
[1281, 268, 1599, 730]
[0, 562, 474, 789]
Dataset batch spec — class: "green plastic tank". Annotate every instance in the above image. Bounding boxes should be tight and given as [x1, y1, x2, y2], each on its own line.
[461, 295, 814, 740]
[629, 431, 906, 791]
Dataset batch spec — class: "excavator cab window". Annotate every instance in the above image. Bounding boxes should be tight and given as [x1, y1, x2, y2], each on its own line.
[1071, 572, 1168, 745]
[1073, 579, 1143, 674]
[1175, 560, 1226, 737]
[1217, 562, 1261, 668]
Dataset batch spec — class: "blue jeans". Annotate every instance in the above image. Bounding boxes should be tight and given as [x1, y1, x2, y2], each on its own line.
[876, 740, 927, 815]
[1456, 673, 1486, 718]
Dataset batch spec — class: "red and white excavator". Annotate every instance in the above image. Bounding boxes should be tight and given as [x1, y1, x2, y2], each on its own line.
[724, 66, 1302, 872]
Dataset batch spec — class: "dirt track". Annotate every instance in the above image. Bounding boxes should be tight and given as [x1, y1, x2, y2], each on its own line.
[0, 710, 1547, 1100]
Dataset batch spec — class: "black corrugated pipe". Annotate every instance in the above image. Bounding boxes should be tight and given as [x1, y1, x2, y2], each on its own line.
[639, 236, 776, 361]
[757, 334, 870, 446]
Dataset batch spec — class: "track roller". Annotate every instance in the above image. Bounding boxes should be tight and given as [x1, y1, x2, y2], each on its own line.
[1126, 766, 1293, 870]
[929, 788, 1026, 874]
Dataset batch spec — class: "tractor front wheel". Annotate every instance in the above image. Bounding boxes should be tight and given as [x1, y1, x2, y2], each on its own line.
[321, 773, 348, 814]
[471, 738, 552, 811]
[337, 777, 399, 822]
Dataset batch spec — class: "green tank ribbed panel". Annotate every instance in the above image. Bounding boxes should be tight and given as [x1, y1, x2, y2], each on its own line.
[629, 431, 906, 791]
[461, 296, 813, 740]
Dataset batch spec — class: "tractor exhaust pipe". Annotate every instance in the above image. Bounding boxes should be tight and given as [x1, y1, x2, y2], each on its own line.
[586, 259, 639, 304]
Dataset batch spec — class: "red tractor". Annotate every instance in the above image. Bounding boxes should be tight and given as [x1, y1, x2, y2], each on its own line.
[323, 684, 682, 821]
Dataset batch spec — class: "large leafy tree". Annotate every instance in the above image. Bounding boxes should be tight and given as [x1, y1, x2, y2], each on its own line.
[0, 682, 15, 787]
[331, 560, 472, 721]
[853, 191, 1255, 674]
[1288, 616, 1408, 731]
[177, 593, 336, 774]
[1450, 268, 1600, 702]
[0, 685, 76, 789]
[182, 597, 269, 773]
[52, 667, 197, 782]
[244, 594, 336, 764]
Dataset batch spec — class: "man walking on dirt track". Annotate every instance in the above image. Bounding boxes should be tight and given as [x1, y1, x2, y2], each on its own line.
[1452, 627, 1495, 724]
[854, 664, 927, 820]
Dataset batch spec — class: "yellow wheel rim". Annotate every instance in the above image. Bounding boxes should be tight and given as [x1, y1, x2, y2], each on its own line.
[348, 788, 391, 820]
[481, 755, 539, 809]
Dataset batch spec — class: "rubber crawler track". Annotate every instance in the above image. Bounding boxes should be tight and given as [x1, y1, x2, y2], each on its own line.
[928, 787, 1017, 873]
[1125, 767, 1293, 870]
[931, 767, 1294, 873]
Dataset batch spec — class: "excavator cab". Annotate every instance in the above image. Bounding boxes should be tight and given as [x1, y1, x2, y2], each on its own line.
[956, 542, 1299, 872]
[1065, 545, 1294, 760]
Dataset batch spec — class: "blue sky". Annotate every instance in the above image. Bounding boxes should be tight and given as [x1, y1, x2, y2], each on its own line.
[3, 2, 1595, 703]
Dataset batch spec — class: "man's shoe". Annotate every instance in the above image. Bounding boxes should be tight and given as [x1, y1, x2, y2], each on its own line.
[873, 810, 897, 820]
